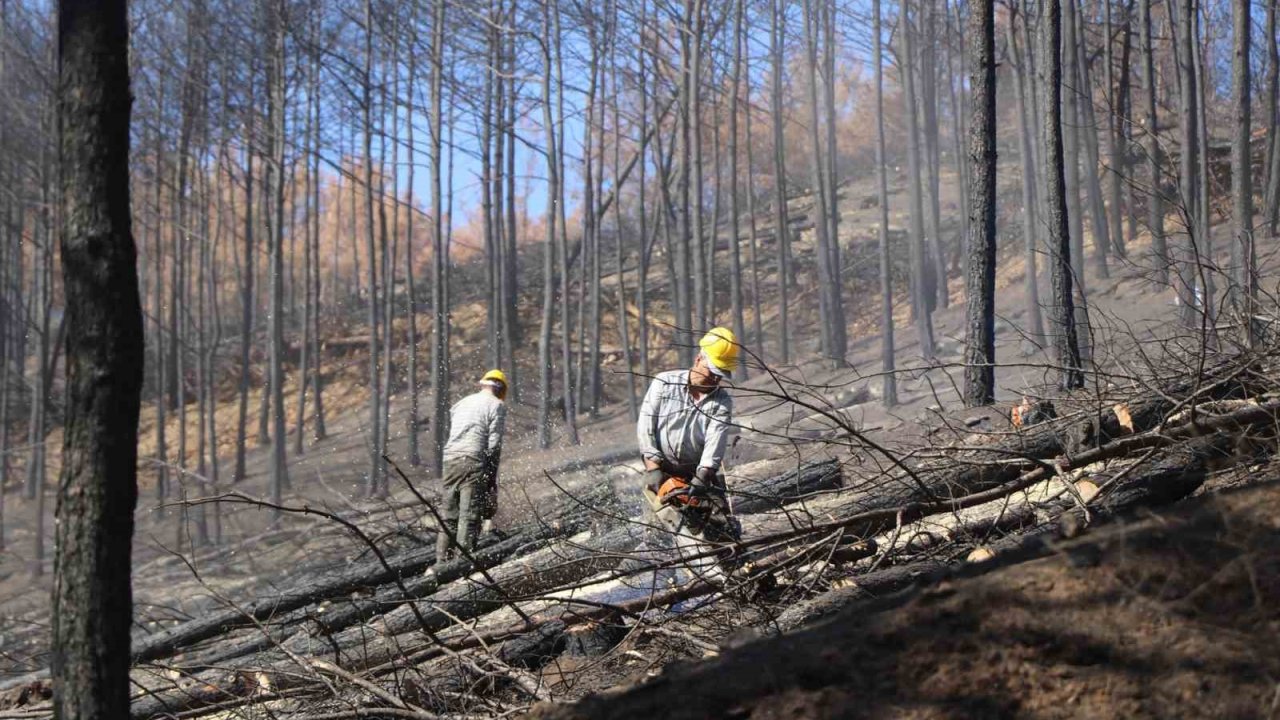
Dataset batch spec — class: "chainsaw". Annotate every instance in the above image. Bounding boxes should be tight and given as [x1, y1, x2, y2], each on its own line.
[640, 476, 875, 596]
[642, 476, 742, 549]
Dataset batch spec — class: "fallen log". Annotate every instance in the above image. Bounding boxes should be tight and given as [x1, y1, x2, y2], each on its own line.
[410, 620, 572, 703]
[562, 614, 629, 658]
[297, 526, 642, 661]
[129, 483, 622, 665]
[126, 458, 840, 691]
[429, 612, 625, 702]
[773, 429, 1243, 631]
[914, 365, 1246, 479]
[172, 462, 841, 671]
[167, 533, 564, 671]
[129, 544, 442, 665]
[527, 401, 1280, 647]
[499, 620, 570, 670]
[129, 468, 854, 719]
[855, 472, 1100, 561]
[729, 459, 842, 514]
[770, 559, 950, 631]
[129, 525, 643, 718]
[816, 375, 1260, 540]
[895, 501, 1039, 555]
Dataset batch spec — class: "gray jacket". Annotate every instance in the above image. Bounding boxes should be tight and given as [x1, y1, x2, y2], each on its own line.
[636, 370, 733, 476]
[443, 391, 506, 464]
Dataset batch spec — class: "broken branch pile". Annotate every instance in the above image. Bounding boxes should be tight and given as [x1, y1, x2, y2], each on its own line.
[106, 458, 846, 718]
[360, 387, 1280, 714]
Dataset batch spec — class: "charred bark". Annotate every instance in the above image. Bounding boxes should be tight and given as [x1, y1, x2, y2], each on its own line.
[52, 0, 143, 714]
[962, 0, 998, 407]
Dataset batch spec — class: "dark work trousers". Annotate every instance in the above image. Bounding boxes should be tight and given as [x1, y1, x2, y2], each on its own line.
[435, 456, 487, 564]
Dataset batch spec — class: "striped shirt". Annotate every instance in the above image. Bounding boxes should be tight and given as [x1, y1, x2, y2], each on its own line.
[442, 391, 506, 463]
[637, 370, 733, 476]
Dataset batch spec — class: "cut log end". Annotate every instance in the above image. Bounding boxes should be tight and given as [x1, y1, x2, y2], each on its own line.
[966, 547, 996, 563]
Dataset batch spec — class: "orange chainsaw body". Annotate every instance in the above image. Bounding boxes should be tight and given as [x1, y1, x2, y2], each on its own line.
[656, 476, 701, 507]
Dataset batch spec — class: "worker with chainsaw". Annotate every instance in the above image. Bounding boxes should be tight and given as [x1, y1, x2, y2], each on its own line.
[636, 328, 741, 577]
[436, 369, 508, 564]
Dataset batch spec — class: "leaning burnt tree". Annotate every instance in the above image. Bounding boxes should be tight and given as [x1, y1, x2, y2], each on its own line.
[51, 0, 144, 715]
[962, 0, 997, 407]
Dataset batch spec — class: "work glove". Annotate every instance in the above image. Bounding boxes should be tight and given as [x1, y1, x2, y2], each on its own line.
[692, 467, 729, 515]
[483, 451, 502, 481]
[643, 466, 665, 492]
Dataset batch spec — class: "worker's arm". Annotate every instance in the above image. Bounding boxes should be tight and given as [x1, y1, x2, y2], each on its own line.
[636, 378, 663, 469]
[442, 403, 455, 445]
[696, 396, 733, 475]
[487, 402, 507, 460]
[480, 402, 506, 483]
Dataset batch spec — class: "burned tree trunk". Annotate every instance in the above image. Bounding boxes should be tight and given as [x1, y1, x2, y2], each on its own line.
[265, 0, 289, 509]
[770, 0, 792, 362]
[1073, 0, 1111, 278]
[1263, 0, 1279, 236]
[232, 84, 253, 484]
[362, 0, 382, 492]
[921, 0, 947, 311]
[1141, 0, 1168, 285]
[538, 0, 558, 450]
[900, 1, 936, 360]
[728, 0, 746, 356]
[1009, 2, 1045, 343]
[802, 0, 837, 363]
[873, 0, 898, 407]
[1230, 0, 1254, 344]
[1040, 0, 1084, 390]
[52, 0, 143, 714]
[1176, 0, 1200, 326]
[963, 0, 998, 407]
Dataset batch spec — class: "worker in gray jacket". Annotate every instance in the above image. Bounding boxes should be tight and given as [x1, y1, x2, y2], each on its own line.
[436, 369, 507, 563]
[636, 328, 740, 578]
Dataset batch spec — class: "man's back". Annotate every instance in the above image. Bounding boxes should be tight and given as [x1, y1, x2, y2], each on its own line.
[443, 391, 505, 463]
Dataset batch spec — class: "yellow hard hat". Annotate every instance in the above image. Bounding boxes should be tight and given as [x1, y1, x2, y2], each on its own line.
[480, 369, 508, 387]
[698, 327, 739, 378]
